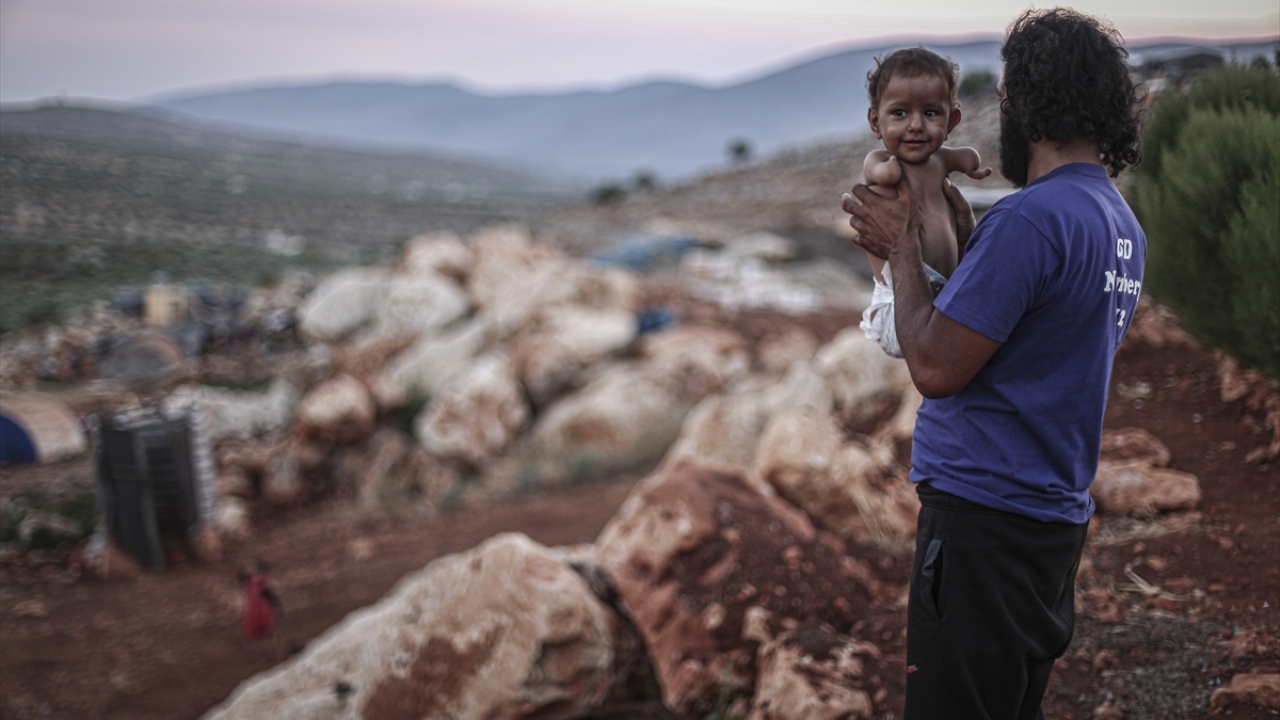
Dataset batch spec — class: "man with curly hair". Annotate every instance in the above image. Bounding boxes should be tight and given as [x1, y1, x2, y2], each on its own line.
[842, 8, 1146, 718]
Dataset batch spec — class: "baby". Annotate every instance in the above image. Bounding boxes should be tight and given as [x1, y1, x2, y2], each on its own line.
[858, 47, 991, 357]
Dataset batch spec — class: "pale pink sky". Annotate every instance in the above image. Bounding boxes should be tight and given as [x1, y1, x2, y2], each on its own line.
[1, 0, 1276, 103]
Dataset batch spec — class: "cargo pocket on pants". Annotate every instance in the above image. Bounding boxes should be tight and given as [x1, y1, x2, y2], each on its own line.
[918, 538, 944, 621]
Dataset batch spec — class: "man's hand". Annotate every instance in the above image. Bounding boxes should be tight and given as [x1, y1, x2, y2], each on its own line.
[942, 177, 977, 254]
[842, 173, 1000, 398]
[842, 175, 920, 261]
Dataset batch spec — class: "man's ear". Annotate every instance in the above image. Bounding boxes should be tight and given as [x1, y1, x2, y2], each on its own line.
[946, 108, 962, 136]
[868, 107, 882, 138]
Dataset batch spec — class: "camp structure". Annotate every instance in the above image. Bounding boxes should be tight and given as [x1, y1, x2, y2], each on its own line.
[96, 407, 217, 572]
[0, 393, 88, 467]
[97, 331, 188, 384]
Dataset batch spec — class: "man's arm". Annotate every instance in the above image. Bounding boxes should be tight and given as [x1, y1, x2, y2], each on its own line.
[842, 178, 1001, 398]
[942, 177, 976, 264]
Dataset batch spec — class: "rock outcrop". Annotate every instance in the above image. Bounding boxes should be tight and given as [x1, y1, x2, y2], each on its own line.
[509, 306, 636, 407]
[372, 273, 470, 338]
[595, 460, 882, 718]
[295, 374, 377, 445]
[1091, 427, 1201, 516]
[749, 622, 877, 720]
[202, 534, 623, 720]
[297, 267, 389, 342]
[754, 409, 917, 545]
[165, 380, 297, 442]
[812, 328, 912, 427]
[376, 320, 489, 408]
[415, 353, 529, 466]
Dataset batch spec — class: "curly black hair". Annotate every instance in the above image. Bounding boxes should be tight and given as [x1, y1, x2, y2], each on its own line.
[867, 47, 960, 110]
[1001, 8, 1144, 176]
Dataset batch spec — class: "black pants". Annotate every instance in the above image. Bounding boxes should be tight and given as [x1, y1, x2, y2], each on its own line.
[904, 483, 1089, 720]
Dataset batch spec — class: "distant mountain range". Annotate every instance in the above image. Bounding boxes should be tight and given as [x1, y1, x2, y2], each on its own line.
[145, 37, 1276, 181]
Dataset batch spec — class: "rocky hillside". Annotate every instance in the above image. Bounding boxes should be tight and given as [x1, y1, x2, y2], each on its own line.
[0, 105, 580, 334]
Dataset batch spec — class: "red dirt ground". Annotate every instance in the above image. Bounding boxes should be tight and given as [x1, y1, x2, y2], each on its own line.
[1, 301, 1277, 720]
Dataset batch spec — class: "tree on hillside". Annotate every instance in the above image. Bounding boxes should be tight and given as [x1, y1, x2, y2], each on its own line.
[1132, 63, 1280, 379]
[727, 139, 753, 166]
[959, 69, 998, 99]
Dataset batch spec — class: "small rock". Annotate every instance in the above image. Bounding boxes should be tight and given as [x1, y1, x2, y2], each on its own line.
[1093, 699, 1124, 719]
[1091, 461, 1201, 516]
[13, 599, 49, 618]
[1093, 650, 1118, 672]
[1209, 673, 1280, 713]
[348, 538, 374, 561]
[1148, 595, 1184, 613]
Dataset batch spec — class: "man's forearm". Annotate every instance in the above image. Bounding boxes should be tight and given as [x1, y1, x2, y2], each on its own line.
[889, 249, 1002, 398]
[889, 239, 937, 364]
[845, 180, 998, 398]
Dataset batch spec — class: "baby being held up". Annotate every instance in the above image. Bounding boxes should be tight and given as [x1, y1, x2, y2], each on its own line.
[858, 47, 991, 357]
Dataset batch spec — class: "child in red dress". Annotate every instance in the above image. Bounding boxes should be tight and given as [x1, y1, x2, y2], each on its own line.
[240, 560, 282, 639]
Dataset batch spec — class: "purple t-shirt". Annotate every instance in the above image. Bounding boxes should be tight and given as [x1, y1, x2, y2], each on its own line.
[910, 163, 1146, 524]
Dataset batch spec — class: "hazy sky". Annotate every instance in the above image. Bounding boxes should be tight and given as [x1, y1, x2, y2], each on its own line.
[1, 0, 1277, 103]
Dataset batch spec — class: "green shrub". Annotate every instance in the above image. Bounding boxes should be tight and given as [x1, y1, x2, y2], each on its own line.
[1133, 65, 1280, 379]
[1139, 63, 1280, 180]
[959, 69, 998, 99]
[589, 183, 627, 205]
[1223, 171, 1280, 379]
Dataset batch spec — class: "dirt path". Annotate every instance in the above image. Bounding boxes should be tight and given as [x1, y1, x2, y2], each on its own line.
[0, 477, 640, 720]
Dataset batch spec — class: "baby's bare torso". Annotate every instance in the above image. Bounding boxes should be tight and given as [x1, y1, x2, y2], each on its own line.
[875, 155, 958, 277]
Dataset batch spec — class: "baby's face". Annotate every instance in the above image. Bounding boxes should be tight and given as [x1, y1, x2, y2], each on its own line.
[868, 74, 959, 165]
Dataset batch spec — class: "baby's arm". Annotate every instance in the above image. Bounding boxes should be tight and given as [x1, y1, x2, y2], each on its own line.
[936, 146, 992, 180]
[863, 149, 902, 187]
[859, 150, 900, 283]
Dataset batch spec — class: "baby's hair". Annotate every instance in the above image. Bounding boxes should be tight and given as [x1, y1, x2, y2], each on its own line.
[866, 47, 960, 110]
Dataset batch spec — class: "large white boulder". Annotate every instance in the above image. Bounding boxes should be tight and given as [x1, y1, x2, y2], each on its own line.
[164, 380, 297, 442]
[399, 231, 474, 282]
[373, 273, 470, 338]
[723, 231, 797, 263]
[377, 320, 489, 407]
[202, 534, 620, 720]
[812, 328, 912, 426]
[662, 362, 832, 474]
[754, 409, 917, 545]
[415, 354, 529, 466]
[509, 306, 637, 406]
[529, 361, 698, 483]
[756, 326, 820, 377]
[295, 374, 377, 445]
[637, 324, 751, 398]
[558, 263, 640, 314]
[467, 224, 640, 340]
[297, 267, 390, 342]
[467, 225, 575, 337]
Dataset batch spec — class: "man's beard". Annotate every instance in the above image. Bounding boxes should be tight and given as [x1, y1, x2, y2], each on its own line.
[999, 114, 1032, 188]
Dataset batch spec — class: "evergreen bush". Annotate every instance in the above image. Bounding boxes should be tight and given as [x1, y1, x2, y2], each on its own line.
[1223, 171, 1280, 379]
[1133, 65, 1280, 379]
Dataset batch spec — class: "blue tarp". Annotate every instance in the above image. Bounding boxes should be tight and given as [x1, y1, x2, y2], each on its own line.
[0, 413, 37, 467]
[590, 236, 700, 273]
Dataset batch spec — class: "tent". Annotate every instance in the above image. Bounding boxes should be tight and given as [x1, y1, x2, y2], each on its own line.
[0, 394, 87, 466]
